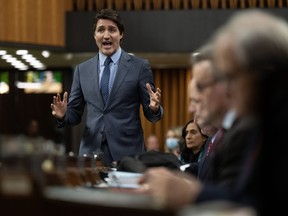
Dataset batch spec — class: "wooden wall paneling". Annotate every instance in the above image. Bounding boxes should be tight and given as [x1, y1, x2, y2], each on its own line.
[163, 0, 171, 10]
[14, 0, 22, 42]
[202, 0, 208, 9]
[181, 68, 190, 124]
[125, 0, 132, 10]
[76, 0, 86, 11]
[229, 0, 238, 8]
[240, 0, 246, 8]
[162, 70, 173, 127]
[181, 68, 190, 121]
[185, 68, 193, 121]
[36, 0, 65, 46]
[182, 0, 190, 9]
[221, 0, 227, 8]
[0, 0, 20, 42]
[178, 69, 187, 122]
[0, 0, 3, 40]
[153, 0, 162, 10]
[95, 0, 105, 11]
[115, 0, 125, 10]
[191, 0, 200, 9]
[210, 0, 219, 9]
[170, 69, 181, 126]
[180, 68, 192, 125]
[133, 0, 143, 10]
[13, 0, 33, 44]
[106, 0, 114, 9]
[248, 0, 257, 7]
[25, 0, 38, 44]
[156, 69, 170, 148]
[51, 0, 65, 46]
[0, 0, 65, 46]
[171, 0, 181, 9]
[267, 0, 276, 7]
[36, 0, 45, 44]
[65, 0, 74, 11]
[87, 0, 95, 11]
[144, 0, 151, 10]
[152, 68, 190, 139]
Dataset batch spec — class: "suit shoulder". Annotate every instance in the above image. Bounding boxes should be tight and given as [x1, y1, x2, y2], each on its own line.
[77, 56, 97, 68]
[129, 53, 148, 62]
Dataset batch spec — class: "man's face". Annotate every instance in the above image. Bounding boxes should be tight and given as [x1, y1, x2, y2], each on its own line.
[192, 60, 230, 128]
[188, 79, 200, 114]
[94, 19, 123, 56]
[213, 35, 255, 117]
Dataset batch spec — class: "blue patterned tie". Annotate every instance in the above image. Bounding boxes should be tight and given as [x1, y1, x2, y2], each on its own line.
[100, 57, 112, 105]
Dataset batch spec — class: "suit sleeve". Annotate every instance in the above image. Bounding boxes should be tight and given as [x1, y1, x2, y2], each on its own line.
[139, 59, 164, 123]
[57, 65, 86, 127]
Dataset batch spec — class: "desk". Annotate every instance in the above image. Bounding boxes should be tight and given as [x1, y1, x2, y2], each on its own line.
[43, 186, 175, 216]
[1, 185, 176, 216]
[1, 154, 176, 216]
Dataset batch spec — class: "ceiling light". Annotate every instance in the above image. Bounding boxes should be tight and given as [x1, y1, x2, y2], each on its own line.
[16, 50, 28, 55]
[0, 50, 7, 55]
[42, 50, 50, 58]
[1, 54, 12, 60]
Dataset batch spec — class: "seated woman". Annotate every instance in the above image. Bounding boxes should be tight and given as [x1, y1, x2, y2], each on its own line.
[179, 120, 208, 166]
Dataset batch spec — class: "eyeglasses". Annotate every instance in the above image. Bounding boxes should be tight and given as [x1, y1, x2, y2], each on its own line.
[213, 66, 254, 83]
[195, 79, 217, 92]
[195, 72, 235, 92]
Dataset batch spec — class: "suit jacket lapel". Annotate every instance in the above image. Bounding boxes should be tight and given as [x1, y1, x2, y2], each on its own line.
[108, 51, 131, 104]
[89, 54, 105, 107]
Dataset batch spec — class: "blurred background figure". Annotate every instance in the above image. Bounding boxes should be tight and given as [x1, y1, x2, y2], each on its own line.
[145, 134, 160, 151]
[1, 119, 62, 156]
[25, 119, 41, 139]
[22, 119, 61, 155]
[164, 126, 183, 160]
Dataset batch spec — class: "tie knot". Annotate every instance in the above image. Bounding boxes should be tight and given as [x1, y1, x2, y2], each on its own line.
[104, 57, 112, 66]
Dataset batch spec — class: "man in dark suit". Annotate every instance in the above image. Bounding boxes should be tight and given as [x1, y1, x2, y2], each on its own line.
[138, 9, 288, 215]
[50, 9, 163, 166]
[184, 45, 230, 182]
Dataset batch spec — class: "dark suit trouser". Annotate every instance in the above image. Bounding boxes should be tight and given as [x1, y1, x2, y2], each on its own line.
[101, 139, 114, 167]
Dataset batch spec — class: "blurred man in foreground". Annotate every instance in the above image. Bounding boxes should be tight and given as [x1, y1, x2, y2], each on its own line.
[138, 9, 288, 215]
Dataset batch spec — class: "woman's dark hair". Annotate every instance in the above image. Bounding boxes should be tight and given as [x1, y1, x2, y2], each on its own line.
[93, 8, 125, 34]
[181, 120, 207, 140]
[180, 120, 208, 164]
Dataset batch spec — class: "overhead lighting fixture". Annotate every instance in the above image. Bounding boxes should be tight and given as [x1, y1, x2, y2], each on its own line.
[1, 49, 47, 70]
[16, 50, 28, 55]
[0, 50, 7, 55]
[41, 50, 50, 58]
[22, 53, 46, 69]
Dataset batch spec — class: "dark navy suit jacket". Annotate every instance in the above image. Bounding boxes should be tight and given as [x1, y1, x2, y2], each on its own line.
[57, 50, 163, 161]
[195, 117, 261, 210]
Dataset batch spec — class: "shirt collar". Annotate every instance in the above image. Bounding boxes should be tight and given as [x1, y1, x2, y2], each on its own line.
[222, 109, 237, 130]
[99, 47, 122, 66]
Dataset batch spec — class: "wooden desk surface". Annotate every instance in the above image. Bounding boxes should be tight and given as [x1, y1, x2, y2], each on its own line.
[42, 186, 176, 216]
[2, 186, 176, 216]
[44, 186, 161, 209]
